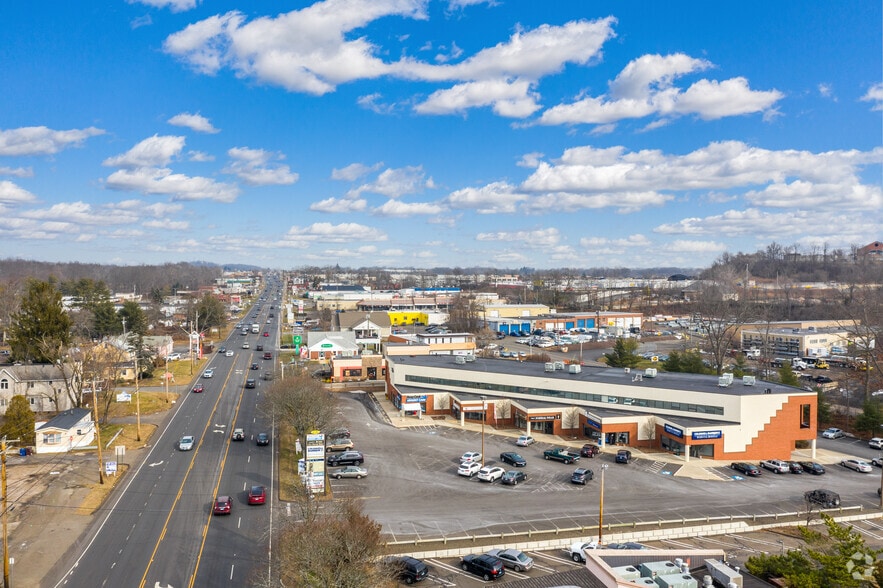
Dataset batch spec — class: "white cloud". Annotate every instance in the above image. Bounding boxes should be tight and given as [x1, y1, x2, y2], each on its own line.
[105, 167, 240, 202]
[309, 196, 368, 213]
[538, 53, 782, 126]
[167, 112, 220, 133]
[666, 239, 727, 253]
[0, 180, 38, 203]
[580, 234, 651, 248]
[348, 165, 433, 198]
[143, 219, 190, 230]
[103, 135, 186, 168]
[477, 227, 560, 248]
[818, 83, 834, 99]
[21, 201, 140, 225]
[516, 152, 544, 168]
[445, 181, 527, 214]
[861, 82, 883, 111]
[224, 147, 298, 186]
[372, 199, 444, 217]
[188, 151, 214, 162]
[127, 0, 198, 13]
[331, 162, 382, 181]
[0, 126, 105, 156]
[0, 166, 34, 178]
[284, 221, 388, 243]
[415, 78, 540, 117]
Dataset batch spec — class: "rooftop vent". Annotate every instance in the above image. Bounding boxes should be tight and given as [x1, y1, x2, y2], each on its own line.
[644, 368, 658, 378]
[568, 364, 582, 374]
[742, 375, 756, 386]
[544, 362, 555, 372]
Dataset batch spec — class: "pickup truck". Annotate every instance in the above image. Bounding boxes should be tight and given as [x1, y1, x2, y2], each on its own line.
[543, 448, 580, 464]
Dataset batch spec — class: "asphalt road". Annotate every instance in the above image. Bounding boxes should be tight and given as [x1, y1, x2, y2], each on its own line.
[50, 297, 278, 588]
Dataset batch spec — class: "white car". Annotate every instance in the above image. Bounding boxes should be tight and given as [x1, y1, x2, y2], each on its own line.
[476, 466, 505, 482]
[225, 350, 234, 357]
[822, 427, 844, 439]
[760, 459, 791, 474]
[570, 540, 599, 563]
[458, 462, 481, 477]
[178, 435, 194, 451]
[516, 435, 536, 447]
[202, 368, 214, 378]
[460, 451, 482, 464]
[870, 437, 883, 449]
[242, 342, 250, 349]
[841, 458, 873, 473]
[166, 352, 182, 361]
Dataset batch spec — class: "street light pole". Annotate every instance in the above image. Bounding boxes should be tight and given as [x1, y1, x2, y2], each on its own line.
[598, 463, 608, 544]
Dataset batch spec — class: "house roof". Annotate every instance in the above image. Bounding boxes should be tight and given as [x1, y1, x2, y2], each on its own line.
[37, 408, 91, 431]
[0, 364, 66, 382]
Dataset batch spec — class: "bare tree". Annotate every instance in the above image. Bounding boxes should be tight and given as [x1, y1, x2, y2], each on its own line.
[260, 372, 337, 454]
[562, 407, 580, 431]
[493, 399, 511, 424]
[641, 416, 657, 442]
[692, 267, 752, 375]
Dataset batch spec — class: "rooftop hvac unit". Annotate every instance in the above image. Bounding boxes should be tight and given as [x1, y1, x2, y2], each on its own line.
[454, 355, 466, 364]
[554, 361, 565, 370]
[568, 364, 582, 374]
[742, 375, 756, 386]
[655, 574, 699, 588]
[704, 559, 743, 588]
[632, 579, 657, 587]
[624, 367, 631, 374]
[465, 354, 475, 362]
[544, 362, 555, 372]
[644, 368, 658, 378]
[611, 565, 641, 580]
[718, 376, 731, 387]
[640, 561, 680, 578]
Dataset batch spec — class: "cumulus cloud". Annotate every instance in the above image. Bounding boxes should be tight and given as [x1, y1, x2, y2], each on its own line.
[415, 78, 541, 117]
[331, 162, 382, 181]
[283, 221, 388, 243]
[20, 201, 140, 225]
[167, 112, 220, 133]
[103, 135, 186, 168]
[0, 180, 38, 203]
[538, 53, 782, 126]
[0, 126, 105, 156]
[224, 147, 298, 186]
[861, 82, 883, 111]
[127, 0, 198, 13]
[477, 227, 560, 247]
[372, 199, 444, 217]
[309, 196, 368, 213]
[445, 181, 527, 214]
[105, 167, 240, 202]
[0, 166, 34, 178]
[348, 165, 434, 198]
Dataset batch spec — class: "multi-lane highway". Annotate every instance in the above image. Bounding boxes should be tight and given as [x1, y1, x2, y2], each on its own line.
[52, 292, 279, 588]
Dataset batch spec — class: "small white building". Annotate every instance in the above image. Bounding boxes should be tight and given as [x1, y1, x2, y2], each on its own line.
[34, 408, 95, 454]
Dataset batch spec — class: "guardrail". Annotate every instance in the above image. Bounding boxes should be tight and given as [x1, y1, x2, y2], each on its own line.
[383, 505, 868, 549]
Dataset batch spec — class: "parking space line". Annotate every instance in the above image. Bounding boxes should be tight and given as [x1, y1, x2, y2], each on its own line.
[659, 538, 696, 549]
[855, 526, 883, 541]
[532, 550, 583, 567]
[428, 560, 475, 583]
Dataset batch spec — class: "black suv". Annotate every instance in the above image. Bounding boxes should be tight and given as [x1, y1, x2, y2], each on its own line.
[388, 556, 428, 584]
[571, 468, 594, 485]
[615, 449, 632, 464]
[326, 451, 364, 466]
[460, 554, 505, 581]
[805, 489, 841, 508]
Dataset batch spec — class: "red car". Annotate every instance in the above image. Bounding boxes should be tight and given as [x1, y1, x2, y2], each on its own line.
[263, 331, 269, 337]
[263, 352, 272, 360]
[212, 495, 232, 515]
[248, 485, 266, 505]
[192, 383, 204, 393]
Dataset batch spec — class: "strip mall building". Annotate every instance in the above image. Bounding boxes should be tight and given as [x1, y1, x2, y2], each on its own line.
[386, 355, 818, 461]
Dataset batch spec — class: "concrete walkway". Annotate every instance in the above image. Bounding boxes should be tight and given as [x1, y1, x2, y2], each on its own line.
[372, 394, 848, 481]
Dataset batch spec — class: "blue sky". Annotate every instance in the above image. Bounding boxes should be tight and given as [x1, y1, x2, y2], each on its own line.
[1, 0, 880, 270]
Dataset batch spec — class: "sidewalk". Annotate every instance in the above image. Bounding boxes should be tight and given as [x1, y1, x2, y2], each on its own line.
[373, 395, 846, 481]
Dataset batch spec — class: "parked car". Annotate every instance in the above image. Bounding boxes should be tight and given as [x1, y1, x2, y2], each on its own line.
[798, 461, 826, 475]
[477, 466, 505, 483]
[458, 462, 481, 477]
[580, 443, 600, 457]
[202, 368, 214, 378]
[570, 540, 599, 562]
[760, 459, 791, 474]
[615, 449, 632, 464]
[870, 437, 883, 450]
[515, 435, 535, 447]
[460, 554, 505, 581]
[326, 438, 354, 451]
[486, 548, 533, 572]
[191, 383, 204, 393]
[332, 466, 368, 479]
[327, 451, 364, 466]
[460, 451, 482, 464]
[731, 462, 762, 476]
[500, 470, 526, 486]
[178, 435, 194, 451]
[327, 427, 350, 438]
[788, 462, 804, 474]
[166, 352, 182, 361]
[607, 542, 648, 550]
[571, 468, 594, 485]
[822, 427, 845, 439]
[212, 495, 232, 515]
[256, 432, 269, 446]
[247, 485, 266, 505]
[842, 458, 873, 473]
[499, 452, 526, 467]
[805, 488, 841, 508]
[386, 556, 428, 584]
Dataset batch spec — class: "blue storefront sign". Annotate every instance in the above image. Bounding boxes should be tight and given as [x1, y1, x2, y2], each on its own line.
[406, 395, 427, 403]
[586, 418, 602, 430]
[691, 430, 722, 441]
[664, 424, 684, 438]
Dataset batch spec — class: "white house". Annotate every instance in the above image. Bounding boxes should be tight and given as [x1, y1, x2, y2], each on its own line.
[0, 365, 75, 415]
[34, 408, 94, 454]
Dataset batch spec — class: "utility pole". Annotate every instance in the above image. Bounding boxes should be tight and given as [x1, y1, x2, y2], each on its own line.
[92, 378, 105, 484]
[135, 354, 141, 442]
[2, 436, 14, 588]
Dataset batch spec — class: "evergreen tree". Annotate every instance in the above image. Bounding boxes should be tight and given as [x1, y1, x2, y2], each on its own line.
[603, 338, 641, 368]
[195, 293, 226, 330]
[779, 363, 800, 387]
[817, 391, 832, 426]
[1, 395, 36, 446]
[855, 401, 883, 435]
[92, 299, 122, 338]
[8, 279, 73, 363]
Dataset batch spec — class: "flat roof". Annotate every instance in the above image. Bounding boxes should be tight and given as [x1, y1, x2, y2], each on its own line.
[391, 355, 807, 398]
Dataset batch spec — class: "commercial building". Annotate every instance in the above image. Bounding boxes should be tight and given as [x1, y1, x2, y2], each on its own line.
[386, 355, 817, 461]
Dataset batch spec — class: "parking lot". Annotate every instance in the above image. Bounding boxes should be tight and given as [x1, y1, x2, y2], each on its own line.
[317, 393, 883, 585]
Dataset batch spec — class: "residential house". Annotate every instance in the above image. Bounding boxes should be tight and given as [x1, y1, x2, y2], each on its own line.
[304, 332, 360, 362]
[34, 408, 94, 454]
[0, 364, 75, 415]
